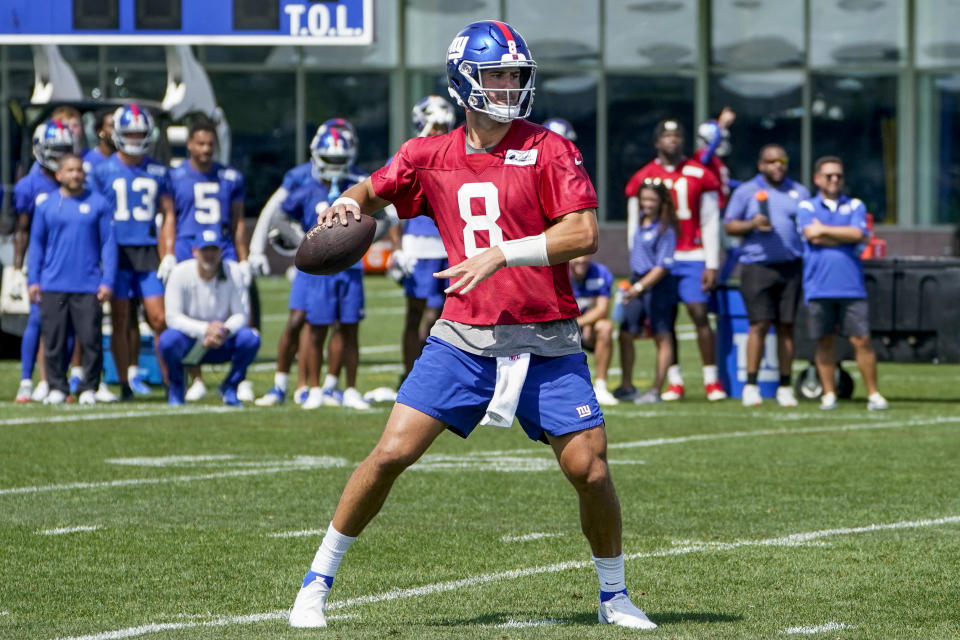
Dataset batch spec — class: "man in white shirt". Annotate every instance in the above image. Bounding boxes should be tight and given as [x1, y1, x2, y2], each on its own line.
[158, 230, 260, 406]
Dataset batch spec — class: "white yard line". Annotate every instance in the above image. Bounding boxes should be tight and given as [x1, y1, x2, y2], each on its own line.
[37, 525, 102, 535]
[500, 532, 563, 543]
[0, 406, 236, 428]
[267, 529, 326, 538]
[52, 514, 960, 640]
[782, 622, 850, 634]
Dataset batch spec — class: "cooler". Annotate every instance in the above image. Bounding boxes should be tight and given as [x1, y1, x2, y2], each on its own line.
[715, 285, 780, 399]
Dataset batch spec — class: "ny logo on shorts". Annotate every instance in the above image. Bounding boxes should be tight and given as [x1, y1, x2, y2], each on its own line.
[576, 404, 592, 419]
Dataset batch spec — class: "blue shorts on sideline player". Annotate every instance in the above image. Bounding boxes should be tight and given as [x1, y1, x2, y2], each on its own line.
[397, 337, 604, 444]
[673, 260, 710, 305]
[403, 257, 448, 308]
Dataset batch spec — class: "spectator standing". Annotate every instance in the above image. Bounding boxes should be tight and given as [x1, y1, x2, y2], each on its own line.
[569, 255, 618, 405]
[27, 154, 116, 405]
[724, 144, 809, 407]
[158, 230, 260, 406]
[623, 120, 726, 402]
[798, 156, 888, 411]
[617, 179, 678, 404]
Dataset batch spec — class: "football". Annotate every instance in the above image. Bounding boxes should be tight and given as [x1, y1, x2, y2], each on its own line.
[294, 214, 376, 275]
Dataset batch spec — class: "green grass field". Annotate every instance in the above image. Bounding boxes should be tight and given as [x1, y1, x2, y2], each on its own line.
[1, 275, 958, 639]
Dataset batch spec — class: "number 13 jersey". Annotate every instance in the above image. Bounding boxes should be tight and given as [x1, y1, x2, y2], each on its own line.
[90, 154, 172, 247]
[371, 120, 597, 326]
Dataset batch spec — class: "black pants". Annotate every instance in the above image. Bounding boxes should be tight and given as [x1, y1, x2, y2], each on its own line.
[40, 292, 103, 394]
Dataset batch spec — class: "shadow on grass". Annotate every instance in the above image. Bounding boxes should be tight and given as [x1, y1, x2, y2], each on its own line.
[432, 610, 742, 627]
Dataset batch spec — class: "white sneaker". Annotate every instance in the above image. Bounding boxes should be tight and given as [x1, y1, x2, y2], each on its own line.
[598, 592, 657, 630]
[820, 391, 838, 410]
[741, 384, 762, 407]
[776, 386, 798, 408]
[15, 379, 33, 403]
[301, 387, 326, 410]
[78, 390, 96, 405]
[363, 386, 398, 404]
[289, 572, 329, 628]
[342, 387, 371, 410]
[95, 382, 118, 403]
[593, 383, 619, 406]
[237, 380, 255, 403]
[867, 392, 889, 411]
[31, 380, 50, 402]
[293, 386, 310, 405]
[43, 389, 66, 405]
[255, 386, 286, 406]
[185, 379, 207, 402]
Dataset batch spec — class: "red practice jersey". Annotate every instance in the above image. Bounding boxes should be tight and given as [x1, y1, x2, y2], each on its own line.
[371, 119, 597, 325]
[693, 149, 730, 210]
[624, 158, 721, 255]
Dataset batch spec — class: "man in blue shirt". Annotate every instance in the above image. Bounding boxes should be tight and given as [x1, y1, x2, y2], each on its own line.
[12, 120, 74, 403]
[27, 154, 116, 405]
[798, 156, 888, 411]
[89, 104, 175, 400]
[569, 255, 618, 405]
[725, 144, 809, 408]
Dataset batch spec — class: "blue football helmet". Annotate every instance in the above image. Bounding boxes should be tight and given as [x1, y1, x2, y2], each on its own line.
[310, 118, 357, 181]
[446, 20, 536, 123]
[411, 95, 455, 137]
[696, 119, 730, 157]
[543, 117, 577, 142]
[32, 120, 76, 171]
[112, 104, 156, 156]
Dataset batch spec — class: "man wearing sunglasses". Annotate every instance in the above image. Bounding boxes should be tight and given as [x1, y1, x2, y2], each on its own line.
[797, 156, 888, 411]
[724, 144, 808, 407]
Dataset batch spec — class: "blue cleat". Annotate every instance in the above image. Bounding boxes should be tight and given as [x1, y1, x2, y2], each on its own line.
[129, 376, 152, 395]
[68, 375, 81, 395]
[168, 383, 185, 406]
[220, 385, 242, 407]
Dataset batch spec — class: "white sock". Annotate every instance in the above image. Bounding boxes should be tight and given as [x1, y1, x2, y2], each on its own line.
[593, 554, 627, 596]
[274, 372, 289, 391]
[702, 365, 718, 385]
[127, 365, 140, 381]
[322, 374, 338, 390]
[70, 365, 84, 379]
[667, 365, 683, 386]
[594, 378, 608, 390]
[310, 523, 357, 579]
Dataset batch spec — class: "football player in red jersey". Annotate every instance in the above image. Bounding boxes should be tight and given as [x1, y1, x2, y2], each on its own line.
[288, 20, 657, 632]
[623, 119, 727, 402]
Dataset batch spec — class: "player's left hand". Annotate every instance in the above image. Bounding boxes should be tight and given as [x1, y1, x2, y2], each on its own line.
[97, 285, 112, 302]
[157, 254, 177, 284]
[28, 284, 41, 304]
[237, 261, 253, 288]
[702, 268, 718, 291]
[435, 246, 507, 295]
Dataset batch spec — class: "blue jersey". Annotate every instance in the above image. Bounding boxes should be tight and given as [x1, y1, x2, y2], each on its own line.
[169, 162, 245, 243]
[570, 262, 614, 313]
[281, 162, 314, 193]
[13, 163, 59, 219]
[725, 174, 809, 264]
[797, 193, 869, 302]
[27, 189, 117, 294]
[282, 174, 366, 271]
[90, 154, 171, 247]
[82, 147, 110, 176]
[630, 219, 677, 276]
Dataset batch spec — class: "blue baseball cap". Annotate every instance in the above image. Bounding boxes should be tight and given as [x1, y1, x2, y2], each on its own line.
[192, 230, 221, 250]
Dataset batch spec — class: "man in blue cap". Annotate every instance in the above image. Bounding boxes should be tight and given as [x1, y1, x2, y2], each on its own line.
[158, 230, 260, 406]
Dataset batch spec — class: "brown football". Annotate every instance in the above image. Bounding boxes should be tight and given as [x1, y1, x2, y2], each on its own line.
[294, 214, 376, 275]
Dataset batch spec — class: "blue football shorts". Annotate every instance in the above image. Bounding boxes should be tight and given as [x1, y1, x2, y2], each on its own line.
[403, 257, 448, 309]
[397, 337, 605, 444]
[114, 268, 164, 300]
[673, 259, 710, 305]
[288, 270, 320, 312]
[306, 269, 365, 326]
[621, 273, 678, 336]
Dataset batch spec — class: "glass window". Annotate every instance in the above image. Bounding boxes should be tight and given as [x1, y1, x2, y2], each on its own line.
[605, 0, 697, 68]
[305, 72, 390, 175]
[710, 71, 804, 187]
[203, 46, 290, 65]
[506, 1, 598, 67]
[810, 0, 905, 67]
[301, 0, 397, 68]
[405, 0, 498, 68]
[918, 74, 960, 225]
[105, 46, 165, 63]
[7, 70, 36, 185]
[916, 0, 960, 67]
[105, 67, 167, 101]
[209, 71, 297, 215]
[811, 74, 897, 222]
[6, 46, 32, 62]
[59, 45, 100, 65]
[712, 0, 803, 67]
[607, 74, 695, 221]
[530, 73, 598, 182]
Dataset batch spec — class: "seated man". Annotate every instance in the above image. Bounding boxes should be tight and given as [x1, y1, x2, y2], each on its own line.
[568, 255, 618, 405]
[158, 230, 260, 406]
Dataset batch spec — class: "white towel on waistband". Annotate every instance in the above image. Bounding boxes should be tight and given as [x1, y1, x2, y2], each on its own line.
[480, 353, 530, 428]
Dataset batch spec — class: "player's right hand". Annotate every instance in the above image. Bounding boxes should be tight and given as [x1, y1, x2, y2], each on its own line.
[753, 214, 772, 232]
[157, 254, 177, 284]
[318, 200, 362, 229]
[28, 284, 41, 304]
[435, 246, 506, 296]
[248, 253, 270, 276]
